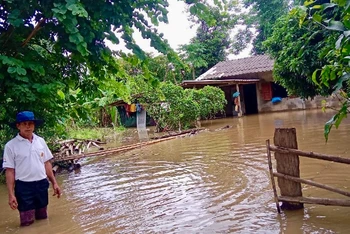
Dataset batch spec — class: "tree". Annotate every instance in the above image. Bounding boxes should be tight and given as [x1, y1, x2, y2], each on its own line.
[263, 6, 338, 99]
[0, 0, 224, 152]
[237, 0, 293, 55]
[299, 0, 350, 140]
[180, 3, 238, 78]
[147, 54, 190, 83]
[262, 0, 349, 140]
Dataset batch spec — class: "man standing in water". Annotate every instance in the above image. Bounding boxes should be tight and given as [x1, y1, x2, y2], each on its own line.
[2, 111, 61, 226]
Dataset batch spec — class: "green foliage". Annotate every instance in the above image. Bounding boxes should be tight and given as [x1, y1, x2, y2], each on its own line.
[140, 82, 198, 131]
[264, 7, 337, 98]
[186, 86, 227, 119]
[0, 0, 228, 154]
[180, 3, 238, 78]
[141, 83, 226, 131]
[66, 126, 125, 141]
[300, 0, 350, 140]
[0, 0, 165, 151]
[238, 0, 293, 55]
[147, 54, 190, 83]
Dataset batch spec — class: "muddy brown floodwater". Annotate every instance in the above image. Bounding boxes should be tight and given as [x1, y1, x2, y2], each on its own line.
[1, 109, 350, 234]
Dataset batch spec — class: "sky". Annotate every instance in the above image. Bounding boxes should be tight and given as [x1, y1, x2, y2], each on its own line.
[107, 0, 251, 60]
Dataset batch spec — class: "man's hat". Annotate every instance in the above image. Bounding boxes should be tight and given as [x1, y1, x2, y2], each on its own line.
[9, 111, 44, 129]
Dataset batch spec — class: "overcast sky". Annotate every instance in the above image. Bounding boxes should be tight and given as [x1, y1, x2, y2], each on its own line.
[107, 0, 251, 60]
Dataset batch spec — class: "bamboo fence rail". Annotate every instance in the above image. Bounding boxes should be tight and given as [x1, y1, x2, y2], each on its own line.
[266, 132, 350, 213]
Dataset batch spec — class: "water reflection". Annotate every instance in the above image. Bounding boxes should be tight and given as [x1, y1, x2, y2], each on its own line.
[1, 109, 350, 233]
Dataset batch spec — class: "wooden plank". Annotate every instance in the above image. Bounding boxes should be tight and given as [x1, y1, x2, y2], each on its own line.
[236, 84, 242, 117]
[274, 128, 303, 210]
[279, 196, 350, 207]
[266, 140, 281, 213]
[269, 145, 350, 165]
[274, 172, 350, 198]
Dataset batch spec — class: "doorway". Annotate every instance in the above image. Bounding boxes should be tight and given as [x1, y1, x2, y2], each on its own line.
[243, 84, 258, 115]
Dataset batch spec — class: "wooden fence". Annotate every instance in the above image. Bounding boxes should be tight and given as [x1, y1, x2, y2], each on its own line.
[266, 128, 350, 213]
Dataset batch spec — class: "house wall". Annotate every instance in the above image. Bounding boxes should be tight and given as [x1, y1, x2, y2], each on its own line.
[256, 82, 341, 113]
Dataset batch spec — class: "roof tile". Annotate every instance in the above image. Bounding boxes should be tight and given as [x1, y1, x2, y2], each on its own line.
[196, 55, 274, 80]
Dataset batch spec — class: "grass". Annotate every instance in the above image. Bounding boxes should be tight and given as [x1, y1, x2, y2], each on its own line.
[66, 126, 126, 141]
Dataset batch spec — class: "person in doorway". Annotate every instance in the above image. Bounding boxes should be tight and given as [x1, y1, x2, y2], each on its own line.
[232, 91, 240, 114]
[234, 97, 240, 112]
[2, 111, 61, 226]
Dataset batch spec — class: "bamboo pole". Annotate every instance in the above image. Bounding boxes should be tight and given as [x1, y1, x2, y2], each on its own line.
[54, 136, 178, 162]
[91, 141, 102, 149]
[86, 141, 92, 149]
[58, 139, 76, 144]
[269, 145, 350, 165]
[69, 144, 74, 155]
[75, 141, 82, 150]
[266, 140, 281, 213]
[273, 172, 350, 198]
[150, 128, 204, 140]
[278, 196, 350, 207]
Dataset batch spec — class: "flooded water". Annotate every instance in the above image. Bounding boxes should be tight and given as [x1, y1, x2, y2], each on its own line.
[1, 109, 350, 233]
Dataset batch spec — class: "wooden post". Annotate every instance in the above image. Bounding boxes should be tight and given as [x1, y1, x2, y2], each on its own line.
[274, 128, 303, 210]
[236, 84, 242, 117]
[266, 140, 281, 213]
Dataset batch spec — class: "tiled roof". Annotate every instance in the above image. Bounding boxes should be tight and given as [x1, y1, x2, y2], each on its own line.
[196, 55, 274, 80]
[181, 78, 260, 88]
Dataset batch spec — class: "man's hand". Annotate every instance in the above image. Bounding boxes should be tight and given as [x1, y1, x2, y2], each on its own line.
[8, 194, 18, 210]
[52, 183, 61, 198]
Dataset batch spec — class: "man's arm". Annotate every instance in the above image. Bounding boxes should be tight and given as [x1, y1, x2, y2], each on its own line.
[45, 161, 61, 198]
[5, 168, 18, 210]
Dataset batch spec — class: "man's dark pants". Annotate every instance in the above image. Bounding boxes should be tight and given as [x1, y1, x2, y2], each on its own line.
[15, 179, 49, 226]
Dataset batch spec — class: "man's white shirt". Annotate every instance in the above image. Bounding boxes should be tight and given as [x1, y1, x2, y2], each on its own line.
[3, 133, 53, 182]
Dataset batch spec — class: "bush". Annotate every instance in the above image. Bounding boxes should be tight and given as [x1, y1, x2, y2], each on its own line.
[143, 82, 226, 131]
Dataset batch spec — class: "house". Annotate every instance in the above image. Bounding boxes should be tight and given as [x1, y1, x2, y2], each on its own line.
[181, 55, 339, 116]
[109, 95, 155, 127]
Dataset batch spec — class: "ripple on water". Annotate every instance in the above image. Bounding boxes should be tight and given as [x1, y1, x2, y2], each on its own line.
[20, 110, 349, 234]
[61, 129, 277, 233]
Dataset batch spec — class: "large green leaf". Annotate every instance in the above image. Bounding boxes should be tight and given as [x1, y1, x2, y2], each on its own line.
[324, 115, 335, 142]
[69, 33, 84, 44]
[322, 3, 337, 11]
[326, 20, 346, 32]
[16, 67, 27, 76]
[8, 9, 22, 27]
[77, 42, 89, 56]
[67, 3, 88, 18]
[57, 90, 66, 100]
[7, 67, 17, 74]
[333, 73, 350, 91]
[304, 0, 316, 7]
